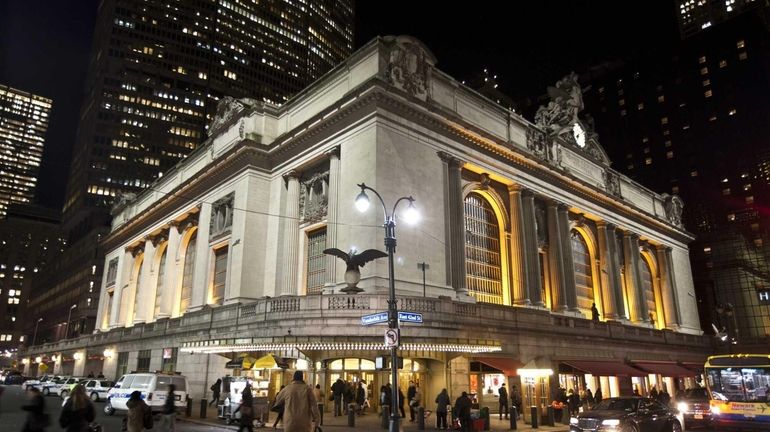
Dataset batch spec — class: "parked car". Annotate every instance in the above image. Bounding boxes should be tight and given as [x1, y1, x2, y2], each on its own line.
[83, 379, 115, 402]
[570, 397, 682, 432]
[23, 374, 50, 390]
[676, 387, 711, 427]
[105, 372, 188, 415]
[3, 371, 25, 385]
[40, 376, 65, 395]
[57, 377, 87, 399]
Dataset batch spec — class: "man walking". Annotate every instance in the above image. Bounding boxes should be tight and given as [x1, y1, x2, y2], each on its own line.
[331, 378, 344, 417]
[274, 371, 320, 432]
[454, 391, 472, 432]
[407, 381, 417, 422]
[209, 379, 222, 407]
[498, 383, 509, 419]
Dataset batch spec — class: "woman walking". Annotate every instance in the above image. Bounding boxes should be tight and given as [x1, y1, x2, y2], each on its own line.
[435, 388, 450, 430]
[59, 384, 95, 432]
[126, 390, 152, 432]
[234, 385, 255, 432]
[22, 387, 48, 432]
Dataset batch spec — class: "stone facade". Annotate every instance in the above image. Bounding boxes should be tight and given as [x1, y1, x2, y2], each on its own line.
[22, 36, 708, 415]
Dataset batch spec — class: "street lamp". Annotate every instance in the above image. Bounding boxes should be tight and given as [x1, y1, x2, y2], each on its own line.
[64, 304, 77, 340]
[715, 303, 739, 347]
[355, 182, 418, 432]
[32, 318, 43, 346]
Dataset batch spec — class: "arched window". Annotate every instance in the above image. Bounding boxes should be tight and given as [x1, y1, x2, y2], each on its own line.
[132, 256, 144, 322]
[153, 247, 167, 319]
[639, 256, 657, 323]
[179, 231, 197, 314]
[464, 193, 503, 304]
[570, 230, 595, 313]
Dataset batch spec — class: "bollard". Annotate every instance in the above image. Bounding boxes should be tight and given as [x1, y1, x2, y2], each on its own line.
[348, 403, 356, 427]
[546, 406, 555, 426]
[200, 399, 207, 419]
[186, 397, 193, 417]
[562, 408, 571, 425]
[530, 406, 538, 429]
[509, 406, 517, 430]
[480, 406, 490, 431]
[381, 405, 390, 429]
[417, 406, 425, 430]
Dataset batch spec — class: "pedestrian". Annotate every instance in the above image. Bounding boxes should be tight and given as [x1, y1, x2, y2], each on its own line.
[209, 378, 222, 407]
[594, 387, 603, 404]
[22, 387, 49, 432]
[410, 384, 422, 420]
[398, 387, 406, 419]
[59, 384, 95, 432]
[511, 385, 522, 418]
[435, 388, 450, 430]
[160, 383, 177, 431]
[591, 303, 600, 322]
[360, 379, 369, 413]
[454, 391, 472, 432]
[272, 385, 286, 428]
[234, 385, 255, 432]
[657, 388, 671, 406]
[355, 381, 366, 415]
[567, 389, 580, 416]
[312, 384, 324, 417]
[331, 378, 344, 416]
[649, 385, 658, 399]
[498, 383, 509, 419]
[273, 371, 320, 432]
[585, 388, 594, 409]
[125, 390, 152, 432]
[380, 384, 392, 417]
[407, 381, 417, 422]
[97, 373, 104, 379]
[87, 371, 94, 378]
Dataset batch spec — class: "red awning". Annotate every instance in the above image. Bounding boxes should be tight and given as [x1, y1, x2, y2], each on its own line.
[562, 360, 647, 376]
[632, 362, 696, 377]
[476, 357, 523, 376]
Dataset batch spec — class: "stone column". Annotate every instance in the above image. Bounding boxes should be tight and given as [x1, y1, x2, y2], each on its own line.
[158, 225, 181, 319]
[607, 228, 627, 319]
[508, 185, 530, 305]
[521, 189, 543, 306]
[133, 238, 156, 324]
[597, 222, 620, 320]
[657, 246, 681, 329]
[282, 170, 301, 295]
[189, 202, 212, 311]
[438, 151, 467, 296]
[547, 200, 567, 311]
[325, 148, 341, 290]
[557, 204, 579, 312]
[622, 233, 648, 323]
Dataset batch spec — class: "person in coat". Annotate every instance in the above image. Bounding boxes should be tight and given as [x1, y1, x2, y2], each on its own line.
[234, 385, 255, 432]
[567, 389, 580, 416]
[209, 378, 222, 407]
[126, 390, 152, 432]
[160, 383, 177, 431]
[355, 381, 366, 415]
[59, 384, 95, 432]
[22, 387, 48, 432]
[407, 381, 417, 422]
[312, 384, 324, 418]
[435, 388, 450, 430]
[594, 388, 603, 404]
[454, 391, 472, 432]
[331, 378, 345, 417]
[272, 385, 286, 428]
[398, 387, 406, 419]
[273, 371, 320, 432]
[498, 383, 509, 419]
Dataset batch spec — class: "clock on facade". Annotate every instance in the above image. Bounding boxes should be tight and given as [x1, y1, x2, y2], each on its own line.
[572, 123, 586, 148]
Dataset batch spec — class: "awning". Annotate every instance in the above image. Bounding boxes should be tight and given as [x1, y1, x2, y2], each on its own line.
[475, 357, 523, 376]
[562, 360, 647, 376]
[252, 354, 289, 370]
[225, 355, 257, 369]
[632, 361, 696, 377]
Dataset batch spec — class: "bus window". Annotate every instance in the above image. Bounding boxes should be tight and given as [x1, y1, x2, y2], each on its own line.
[741, 368, 770, 402]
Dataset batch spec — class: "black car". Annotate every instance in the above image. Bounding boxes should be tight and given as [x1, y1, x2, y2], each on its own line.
[3, 372, 25, 385]
[570, 397, 682, 432]
[675, 388, 711, 427]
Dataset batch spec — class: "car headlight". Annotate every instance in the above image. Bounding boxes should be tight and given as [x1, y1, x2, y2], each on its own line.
[570, 417, 578, 425]
[677, 402, 689, 413]
[601, 419, 620, 426]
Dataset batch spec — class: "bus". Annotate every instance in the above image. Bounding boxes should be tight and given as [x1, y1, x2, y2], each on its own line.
[704, 354, 770, 430]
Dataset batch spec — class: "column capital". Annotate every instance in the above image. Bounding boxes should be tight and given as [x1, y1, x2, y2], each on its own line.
[282, 169, 301, 182]
[437, 151, 464, 167]
[521, 188, 535, 199]
[546, 198, 562, 209]
[325, 146, 340, 159]
[597, 220, 617, 231]
[508, 183, 524, 193]
[557, 203, 570, 213]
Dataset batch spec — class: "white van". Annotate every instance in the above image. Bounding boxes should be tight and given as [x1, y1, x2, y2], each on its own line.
[104, 372, 188, 415]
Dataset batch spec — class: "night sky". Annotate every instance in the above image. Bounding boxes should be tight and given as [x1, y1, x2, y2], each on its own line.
[0, 1, 680, 211]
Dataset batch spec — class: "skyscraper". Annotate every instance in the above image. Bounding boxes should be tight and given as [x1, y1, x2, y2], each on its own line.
[0, 85, 52, 218]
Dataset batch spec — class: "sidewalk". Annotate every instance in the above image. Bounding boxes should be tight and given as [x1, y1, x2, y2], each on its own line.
[179, 405, 571, 431]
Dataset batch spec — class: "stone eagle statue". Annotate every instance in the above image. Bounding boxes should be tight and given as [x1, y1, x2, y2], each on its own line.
[323, 248, 387, 293]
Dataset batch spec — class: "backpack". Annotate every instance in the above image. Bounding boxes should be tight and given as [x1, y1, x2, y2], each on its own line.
[211, 384, 217, 392]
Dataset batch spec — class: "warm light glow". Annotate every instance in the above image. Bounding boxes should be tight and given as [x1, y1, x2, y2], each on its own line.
[22, 358, 29, 365]
[355, 190, 370, 213]
[35, 356, 42, 363]
[51, 355, 59, 362]
[103, 349, 114, 359]
[181, 341, 501, 354]
[73, 352, 83, 361]
[516, 368, 553, 377]
[402, 202, 419, 225]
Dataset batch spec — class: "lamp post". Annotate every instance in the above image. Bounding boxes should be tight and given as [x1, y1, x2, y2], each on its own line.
[417, 262, 429, 297]
[355, 182, 418, 432]
[31, 318, 42, 346]
[64, 304, 77, 340]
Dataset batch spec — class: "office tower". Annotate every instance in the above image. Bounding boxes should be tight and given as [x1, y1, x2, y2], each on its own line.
[582, 6, 770, 348]
[0, 85, 52, 218]
[677, 0, 768, 38]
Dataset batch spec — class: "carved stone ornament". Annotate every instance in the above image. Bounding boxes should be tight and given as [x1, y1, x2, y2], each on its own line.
[208, 97, 246, 136]
[526, 128, 550, 160]
[111, 192, 137, 216]
[299, 171, 330, 224]
[662, 193, 684, 228]
[209, 192, 235, 240]
[602, 170, 622, 197]
[383, 35, 436, 102]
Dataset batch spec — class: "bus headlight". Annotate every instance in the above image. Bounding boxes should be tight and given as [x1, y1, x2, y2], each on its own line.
[710, 405, 721, 415]
[677, 402, 689, 413]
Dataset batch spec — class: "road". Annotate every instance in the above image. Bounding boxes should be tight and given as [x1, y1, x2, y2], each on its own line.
[0, 385, 226, 431]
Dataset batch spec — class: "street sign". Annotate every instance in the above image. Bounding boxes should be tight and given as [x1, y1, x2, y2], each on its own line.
[398, 311, 423, 323]
[361, 312, 388, 325]
[384, 329, 400, 348]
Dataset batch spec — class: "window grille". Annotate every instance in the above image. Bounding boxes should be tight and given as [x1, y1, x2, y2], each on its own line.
[464, 193, 503, 304]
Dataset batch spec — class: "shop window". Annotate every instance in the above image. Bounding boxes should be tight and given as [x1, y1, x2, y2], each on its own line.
[137, 350, 151, 372]
[305, 228, 327, 295]
[179, 231, 197, 314]
[116, 352, 129, 377]
[570, 231, 595, 315]
[211, 246, 229, 305]
[154, 247, 167, 318]
[464, 193, 503, 304]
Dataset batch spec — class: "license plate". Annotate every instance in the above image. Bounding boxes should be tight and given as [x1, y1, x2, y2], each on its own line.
[175, 395, 181, 401]
[694, 414, 703, 419]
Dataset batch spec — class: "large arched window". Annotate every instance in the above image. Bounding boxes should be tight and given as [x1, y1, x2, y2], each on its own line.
[179, 231, 197, 314]
[639, 255, 657, 324]
[153, 247, 167, 319]
[464, 193, 503, 304]
[132, 255, 144, 323]
[570, 230, 595, 314]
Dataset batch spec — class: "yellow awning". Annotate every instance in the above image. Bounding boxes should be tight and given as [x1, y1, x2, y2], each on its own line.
[252, 354, 281, 369]
[240, 355, 257, 369]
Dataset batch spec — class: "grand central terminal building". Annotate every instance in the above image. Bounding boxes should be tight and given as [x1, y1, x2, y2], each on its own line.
[23, 36, 709, 423]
